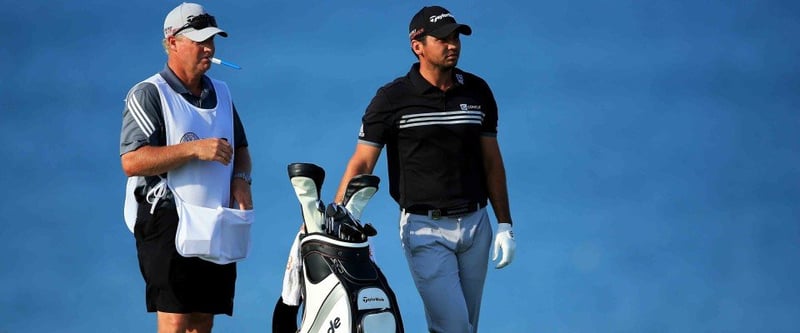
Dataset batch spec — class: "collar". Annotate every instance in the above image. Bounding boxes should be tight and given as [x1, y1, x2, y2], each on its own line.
[159, 64, 212, 99]
[407, 62, 465, 94]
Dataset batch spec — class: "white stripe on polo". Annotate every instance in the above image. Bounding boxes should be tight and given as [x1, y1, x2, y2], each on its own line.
[127, 94, 155, 137]
[398, 110, 484, 129]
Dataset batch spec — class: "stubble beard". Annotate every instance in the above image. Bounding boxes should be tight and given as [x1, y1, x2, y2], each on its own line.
[437, 57, 458, 71]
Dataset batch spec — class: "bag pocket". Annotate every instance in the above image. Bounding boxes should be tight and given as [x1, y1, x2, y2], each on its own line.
[359, 310, 397, 333]
[175, 200, 219, 259]
[175, 199, 254, 264]
[215, 207, 254, 263]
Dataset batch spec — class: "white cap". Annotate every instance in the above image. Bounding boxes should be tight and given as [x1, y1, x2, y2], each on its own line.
[163, 3, 227, 42]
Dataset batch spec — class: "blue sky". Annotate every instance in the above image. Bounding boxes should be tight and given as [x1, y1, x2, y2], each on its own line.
[2, 0, 799, 332]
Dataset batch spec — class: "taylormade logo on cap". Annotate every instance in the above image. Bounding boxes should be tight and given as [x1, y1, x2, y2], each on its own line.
[429, 13, 455, 23]
[409, 6, 472, 40]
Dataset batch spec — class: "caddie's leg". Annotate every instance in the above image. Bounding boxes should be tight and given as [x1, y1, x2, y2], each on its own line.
[157, 312, 190, 333]
[186, 313, 214, 333]
[399, 211, 471, 333]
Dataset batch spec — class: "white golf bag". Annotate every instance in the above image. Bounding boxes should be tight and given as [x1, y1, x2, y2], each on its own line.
[272, 163, 404, 333]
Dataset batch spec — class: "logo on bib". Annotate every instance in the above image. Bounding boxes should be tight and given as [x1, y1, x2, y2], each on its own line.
[180, 132, 200, 143]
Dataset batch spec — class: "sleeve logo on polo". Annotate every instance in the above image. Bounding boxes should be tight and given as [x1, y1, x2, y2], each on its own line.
[358, 124, 365, 138]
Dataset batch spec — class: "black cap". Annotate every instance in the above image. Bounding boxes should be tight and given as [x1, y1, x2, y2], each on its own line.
[409, 6, 472, 40]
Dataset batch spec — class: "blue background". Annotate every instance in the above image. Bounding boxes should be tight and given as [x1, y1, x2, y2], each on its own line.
[1, 0, 799, 332]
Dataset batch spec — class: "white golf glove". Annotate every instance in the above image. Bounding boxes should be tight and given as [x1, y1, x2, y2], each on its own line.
[492, 223, 515, 269]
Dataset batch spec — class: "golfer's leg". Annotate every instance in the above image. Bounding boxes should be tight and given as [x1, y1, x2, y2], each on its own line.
[457, 210, 492, 333]
[400, 212, 470, 333]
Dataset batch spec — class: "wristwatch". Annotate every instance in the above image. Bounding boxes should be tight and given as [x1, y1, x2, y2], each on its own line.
[233, 172, 252, 185]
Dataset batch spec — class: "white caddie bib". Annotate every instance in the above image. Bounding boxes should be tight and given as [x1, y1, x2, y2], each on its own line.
[123, 74, 253, 265]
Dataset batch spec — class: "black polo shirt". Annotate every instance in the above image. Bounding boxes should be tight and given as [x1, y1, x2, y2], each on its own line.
[358, 63, 498, 209]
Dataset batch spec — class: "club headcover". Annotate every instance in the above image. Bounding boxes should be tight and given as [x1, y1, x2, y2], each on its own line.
[287, 163, 326, 234]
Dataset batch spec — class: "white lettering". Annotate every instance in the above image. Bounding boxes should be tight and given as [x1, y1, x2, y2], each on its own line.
[429, 13, 454, 23]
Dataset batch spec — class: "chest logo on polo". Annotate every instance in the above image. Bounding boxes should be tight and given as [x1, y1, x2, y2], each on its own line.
[456, 73, 464, 85]
[180, 132, 200, 143]
[460, 104, 482, 111]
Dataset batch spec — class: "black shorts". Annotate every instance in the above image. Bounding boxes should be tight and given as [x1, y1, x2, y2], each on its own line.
[134, 202, 237, 315]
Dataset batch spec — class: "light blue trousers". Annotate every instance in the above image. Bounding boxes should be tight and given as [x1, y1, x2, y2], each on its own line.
[399, 207, 492, 333]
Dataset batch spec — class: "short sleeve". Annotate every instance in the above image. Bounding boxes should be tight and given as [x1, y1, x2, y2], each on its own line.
[359, 87, 393, 147]
[120, 82, 162, 155]
[479, 79, 498, 137]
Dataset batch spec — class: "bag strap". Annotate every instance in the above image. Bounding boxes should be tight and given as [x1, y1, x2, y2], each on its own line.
[146, 176, 168, 214]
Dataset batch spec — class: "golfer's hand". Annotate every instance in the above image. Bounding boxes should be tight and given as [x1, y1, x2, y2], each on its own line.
[492, 223, 515, 269]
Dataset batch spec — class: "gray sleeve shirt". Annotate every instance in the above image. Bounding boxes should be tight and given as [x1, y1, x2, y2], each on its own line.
[119, 65, 248, 206]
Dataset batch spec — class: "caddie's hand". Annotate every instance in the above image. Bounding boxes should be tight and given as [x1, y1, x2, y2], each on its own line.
[492, 223, 515, 269]
[231, 177, 253, 210]
[194, 138, 234, 165]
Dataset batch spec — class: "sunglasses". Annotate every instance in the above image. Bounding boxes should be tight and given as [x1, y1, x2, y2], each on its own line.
[172, 14, 217, 37]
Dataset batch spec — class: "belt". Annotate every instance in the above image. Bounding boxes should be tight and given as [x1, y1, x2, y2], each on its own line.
[403, 201, 486, 219]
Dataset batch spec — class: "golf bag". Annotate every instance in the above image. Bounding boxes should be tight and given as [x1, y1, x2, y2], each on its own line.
[272, 163, 404, 333]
